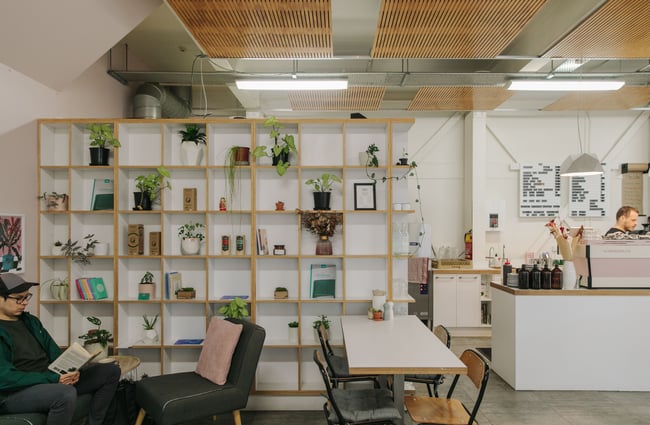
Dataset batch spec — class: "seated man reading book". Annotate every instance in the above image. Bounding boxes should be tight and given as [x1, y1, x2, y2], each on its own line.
[0, 273, 120, 425]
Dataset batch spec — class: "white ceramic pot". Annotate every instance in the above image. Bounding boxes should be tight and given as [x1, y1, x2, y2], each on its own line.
[288, 327, 298, 344]
[49, 283, 68, 301]
[143, 329, 158, 344]
[94, 242, 109, 256]
[359, 151, 371, 166]
[180, 141, 205, 166]
[51, 244, 63, 256]
[181, 238, 201, 255]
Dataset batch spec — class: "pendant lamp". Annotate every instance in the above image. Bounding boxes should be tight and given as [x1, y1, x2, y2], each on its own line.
[560, 153, 604, 176]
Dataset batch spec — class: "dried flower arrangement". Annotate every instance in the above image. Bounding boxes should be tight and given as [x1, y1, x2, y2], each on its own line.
[299, 210, 343, 237]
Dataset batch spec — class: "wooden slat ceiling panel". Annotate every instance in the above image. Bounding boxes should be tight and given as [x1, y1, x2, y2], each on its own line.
[408, 86, 514, 111]
[544, 0, 650, 58]
[371, 0, 547, 58]
[543, 87, 650, 111]
[167, 0, 332, 58]
[288, 87, 385, 110]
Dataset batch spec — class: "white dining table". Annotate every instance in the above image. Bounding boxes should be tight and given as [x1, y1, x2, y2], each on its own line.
[341, 315, 467, 419]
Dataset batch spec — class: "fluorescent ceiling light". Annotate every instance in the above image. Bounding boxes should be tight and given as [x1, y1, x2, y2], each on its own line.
[507, 80, 624, 91]
[236, 79, 348, 91]
[560, 153, 604, 177]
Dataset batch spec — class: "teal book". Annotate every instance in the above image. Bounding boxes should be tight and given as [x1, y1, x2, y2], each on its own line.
[87, 277, 108, 300]
[90, 178, 114, 210]
[310, 264, 336, 298]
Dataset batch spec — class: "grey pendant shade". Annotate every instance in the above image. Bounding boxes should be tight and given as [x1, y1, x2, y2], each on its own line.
[560, 153, 604, 176]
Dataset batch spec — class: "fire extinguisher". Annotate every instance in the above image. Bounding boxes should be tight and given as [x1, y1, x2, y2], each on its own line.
[464, 229, 472, 260]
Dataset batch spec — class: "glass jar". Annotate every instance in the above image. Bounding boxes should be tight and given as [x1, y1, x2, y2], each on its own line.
[315, 235, 333, 255]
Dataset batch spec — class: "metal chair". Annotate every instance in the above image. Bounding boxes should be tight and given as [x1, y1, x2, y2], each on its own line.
[405, 325, 450, 397]
[404, 349, 490, 425]
[316, 324, 380, 389]
[313, 350, 401, 425]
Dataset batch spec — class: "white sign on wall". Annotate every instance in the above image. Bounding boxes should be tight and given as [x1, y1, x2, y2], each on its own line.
[569, 167, 608, 217]
[519, 163, 560, 217]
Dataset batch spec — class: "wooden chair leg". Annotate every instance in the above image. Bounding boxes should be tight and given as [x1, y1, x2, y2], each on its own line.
[135, 408, 147, 425]
[232, 410, 242, 425]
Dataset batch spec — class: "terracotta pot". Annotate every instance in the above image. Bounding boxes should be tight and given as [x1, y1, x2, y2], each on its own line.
[138, 283, 156, 299]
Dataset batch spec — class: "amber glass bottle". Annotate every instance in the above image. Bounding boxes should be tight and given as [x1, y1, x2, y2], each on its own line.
[541, 262, 552, 289]
[518, 264, 529, 289]
[530, 263, 541, 289]
[551, 263, 563, 289]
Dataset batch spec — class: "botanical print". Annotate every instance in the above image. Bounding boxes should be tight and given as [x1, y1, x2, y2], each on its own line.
[0, 214, 24, 273]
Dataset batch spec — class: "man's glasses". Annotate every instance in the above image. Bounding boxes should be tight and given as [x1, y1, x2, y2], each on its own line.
[6, 293, 33, 304]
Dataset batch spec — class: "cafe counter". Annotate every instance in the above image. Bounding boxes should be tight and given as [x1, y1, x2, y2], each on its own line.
[490, 282, 650, 391]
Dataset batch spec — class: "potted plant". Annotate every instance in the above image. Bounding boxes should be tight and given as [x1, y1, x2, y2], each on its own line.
[217, 297, 249, 318]
[138, 271, 156, 299]
[58, 234, 99, 265]
[179, 124, 206, 165]
[51, 240, 64, 256]
[133, 166, 171, 210]
[175, 287, 196, 299]
[300, 210, 343, 255]
[312, 314, 331, 341]
[274, 286, 288, 299]
[39, 192, 69, 211]
[305, 173, 341, 211]
[78, 316, 113, 359]
[360, 143, 380, 167]
[142, 314, 159, 343]
[224, 145, 251, 204]
[178, 221, 205, 255]
[288, 320, 299, 343]
[88, 123, 120, 166]
[252, 116, 298, 176]
[43, 276, 69, 301]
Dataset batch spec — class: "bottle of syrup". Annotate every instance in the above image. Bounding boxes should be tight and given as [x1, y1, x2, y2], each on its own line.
[502, 258, 512, 286]
[541, 261, 552, 289]
[551, 262, 563, 289]
[518, 264, 529, 289]
[530, 263, 541, 289]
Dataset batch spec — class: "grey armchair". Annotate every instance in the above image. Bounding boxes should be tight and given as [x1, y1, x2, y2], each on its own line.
[0, 394, 91, 425]
[134, 318, 265, 425]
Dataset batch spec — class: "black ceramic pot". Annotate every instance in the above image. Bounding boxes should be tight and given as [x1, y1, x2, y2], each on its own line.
[313, 192, 331, 210]
[272, 151, 290, 166]
[89, 147, 110, 166]
[133, 191, 152, 211]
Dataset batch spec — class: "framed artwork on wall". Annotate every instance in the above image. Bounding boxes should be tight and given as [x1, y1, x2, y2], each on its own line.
[354, 183, 376, 211]
[0, 213, 24, 274]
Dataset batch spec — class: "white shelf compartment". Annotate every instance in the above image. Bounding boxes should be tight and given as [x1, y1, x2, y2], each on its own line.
[208, 167, 252, 211]
[118, 123, 163, 166]
[207, 257, 252, 300]
[256, 303, 299, 346]
[344, 213, 387, 255]
[39, 303, 69, 346]
[162, 303, 206, 346]
[344, 258, 388, 299]
[300, 258, 343, 301]
[207, 213, 252, 256]
[256, 257, 299, 299]
[344, 122, 388, 167]
[117, 302, 163, 347]
[207, 122, 253, 167]
[163, 213, 207, 256]
[300, 348, 325, 391]
[256, 167, 300, 211]
[256, 348, 299, 391]
[163, 347, 202, 374]
[163, 257, 208, 299]
[117, 213, 161, 256]
[117, 258, 163, 300]
[300, 122, 343, 167]
[164, 168, 207, 211]
[40, 123, 70, 166]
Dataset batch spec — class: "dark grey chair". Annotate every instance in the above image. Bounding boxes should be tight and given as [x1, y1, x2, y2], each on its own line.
[405, 324, 450, 397]
[134, 318, 265, 425]
[313, 350, 401, 425]
[0, 394, 91, 425]
[316, 324, 380, 389]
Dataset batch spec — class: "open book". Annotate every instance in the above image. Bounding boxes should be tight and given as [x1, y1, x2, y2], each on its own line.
[48, 342, 102, 375]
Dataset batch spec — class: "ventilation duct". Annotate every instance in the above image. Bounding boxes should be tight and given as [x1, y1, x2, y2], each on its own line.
[133, 83, 191, 118]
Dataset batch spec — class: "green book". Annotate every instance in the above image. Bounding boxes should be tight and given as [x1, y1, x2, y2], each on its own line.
[310, 264, 336, 298]
[90, 178, 114, 210]
[87, 277, 108, 300]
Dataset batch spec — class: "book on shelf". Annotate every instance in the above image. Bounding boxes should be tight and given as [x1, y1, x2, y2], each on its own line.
[165, 271, 183, 299]
[75, 277, 108, 300]
[220, 295, 249, 300]
[310, 264, 336, 298]
[256, 228, 269, 255]
[90, 178, 114, 210]
[174, 338, 204, 345]
[48, 342, 102, 375]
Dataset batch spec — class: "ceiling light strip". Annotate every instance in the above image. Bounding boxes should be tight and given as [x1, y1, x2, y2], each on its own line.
[507, 80, 625, 91]
[236, 79, 348, 91]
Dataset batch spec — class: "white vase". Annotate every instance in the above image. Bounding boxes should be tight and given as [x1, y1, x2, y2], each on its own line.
[180, 141, 205, 166]
[288, 327, 298, 344]
[84, 343, 108, 360]
[93, 242, 109, 256]
[181, 238, 201, 255]
[51, 244, 63, 256]
[563, 261, 578, 290]
[359, 151, 370, 166]
[143, 329, 158, 344]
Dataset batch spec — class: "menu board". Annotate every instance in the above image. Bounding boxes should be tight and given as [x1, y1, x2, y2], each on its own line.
[569, 169, 607, 217]
[519, 163, 560, 217]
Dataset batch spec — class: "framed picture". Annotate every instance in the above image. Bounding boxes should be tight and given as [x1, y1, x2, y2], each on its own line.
[354, 183, 376, 210]
[0, 213, 24, 273]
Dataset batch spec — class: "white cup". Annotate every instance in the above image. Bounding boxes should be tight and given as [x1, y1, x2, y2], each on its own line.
[94, 243, 109, 256]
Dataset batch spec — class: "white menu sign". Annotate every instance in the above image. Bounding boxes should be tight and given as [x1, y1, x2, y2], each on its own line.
[519, 163, 560, 217]
[569, 168, 607, 217]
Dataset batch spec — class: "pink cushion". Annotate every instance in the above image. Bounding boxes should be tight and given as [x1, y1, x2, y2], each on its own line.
[195, 317, 243, 385]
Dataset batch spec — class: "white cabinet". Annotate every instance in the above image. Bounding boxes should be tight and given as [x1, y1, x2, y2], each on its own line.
[433, 273, 481, 327]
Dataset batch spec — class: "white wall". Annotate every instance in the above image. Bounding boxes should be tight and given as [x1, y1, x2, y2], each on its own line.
[407, 111, 650, 268]
[0, 55, 133, 283]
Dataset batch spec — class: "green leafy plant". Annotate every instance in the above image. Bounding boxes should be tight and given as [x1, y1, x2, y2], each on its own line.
[217, 297, 249, 319]
[178, 221, 205, 240]
[288, 321, 299, 328]
[305, 173, 341, 192]
[134, 166, 171, 208]
[78, 316, 113, 347]
[275, 286, 287, 292]
[38, 192, 68, 209]
[88, 124, 121, 149]
[312, 314, 331, 330]
[142, 314, 158, 330]
[140, 271, 154, 284]
[252, 116, 297, 176]
[58, 234, 98, 265]
[179, 124, 206, 145]
[365, 143, 379, 167]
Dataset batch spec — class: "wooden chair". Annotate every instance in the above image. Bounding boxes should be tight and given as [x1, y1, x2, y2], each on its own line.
[405, 325, 451, 397]
[316, 324, 380, 389]
[404, 349, 489, 425]
[313, 350, 401, 425]
[134, 319, 265, 425]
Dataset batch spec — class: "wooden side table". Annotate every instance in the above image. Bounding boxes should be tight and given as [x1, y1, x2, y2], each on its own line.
[103, 355, 141, 378]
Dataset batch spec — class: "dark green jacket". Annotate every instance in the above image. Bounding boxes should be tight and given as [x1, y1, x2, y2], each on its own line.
[0, 312, 62, 398]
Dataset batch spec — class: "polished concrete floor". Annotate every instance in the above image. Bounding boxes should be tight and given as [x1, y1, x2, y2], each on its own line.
[187, 336, 650, 425]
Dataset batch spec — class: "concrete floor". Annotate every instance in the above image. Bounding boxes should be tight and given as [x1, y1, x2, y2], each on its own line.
[187, 336, 650, 425]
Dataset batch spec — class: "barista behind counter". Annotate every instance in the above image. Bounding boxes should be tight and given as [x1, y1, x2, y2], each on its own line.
[605, 206, 639, 236]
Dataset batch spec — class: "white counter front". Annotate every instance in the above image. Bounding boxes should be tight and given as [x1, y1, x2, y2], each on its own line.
[491, 283, 650, 391]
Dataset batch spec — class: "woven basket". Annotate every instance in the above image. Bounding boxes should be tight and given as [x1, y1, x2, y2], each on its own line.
[432, 259, 472, 269]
